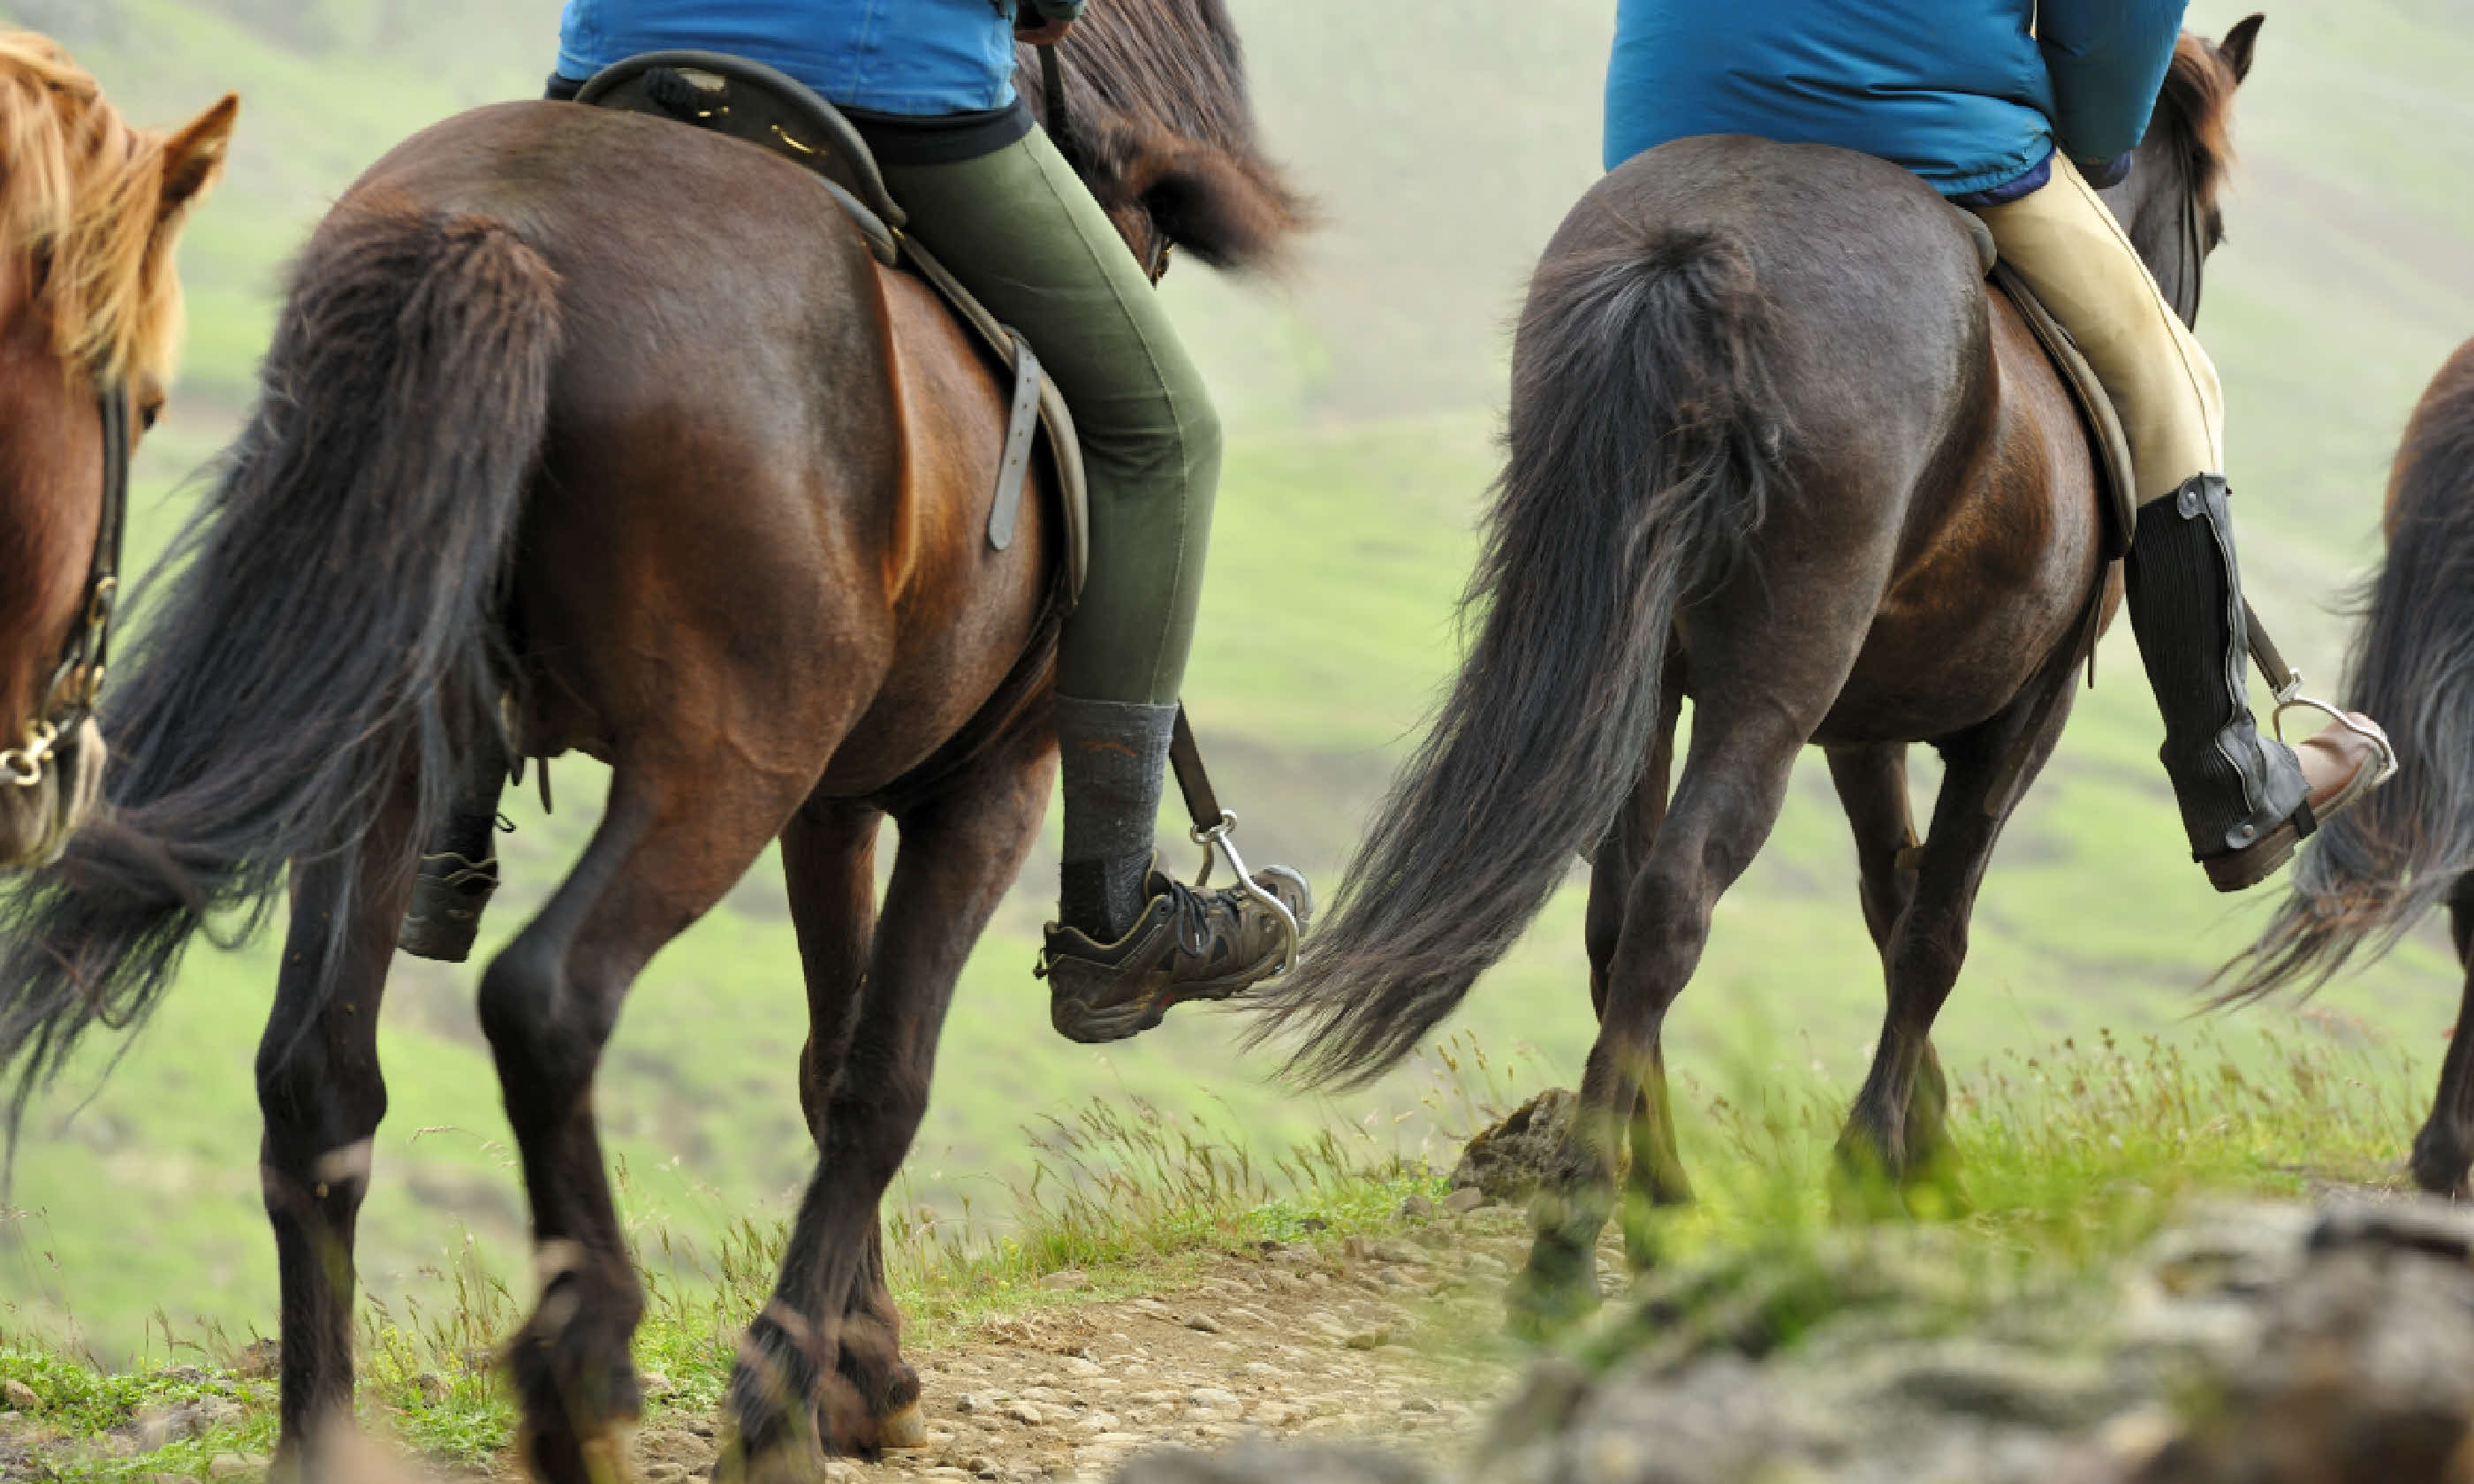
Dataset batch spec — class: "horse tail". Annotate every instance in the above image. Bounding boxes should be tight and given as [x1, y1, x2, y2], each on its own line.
[1259, 223, 1787, 1086]
[0, 203, 560, 1143]
[2220, 356, 2474, 1003]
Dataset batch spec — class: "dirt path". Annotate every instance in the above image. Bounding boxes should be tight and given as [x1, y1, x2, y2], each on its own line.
[624, 1204, 1550, 1484]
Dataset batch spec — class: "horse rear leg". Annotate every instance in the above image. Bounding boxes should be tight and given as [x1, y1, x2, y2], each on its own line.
[1516, 698, 1810, 1334]
[719, 723, 1052, 1477]
[2408, 873, 2474, 1196]
[1826, 743, 1919, 956]
[1836, 679, 2074, 1207]
[260, 777, 417, 1479]
[481, 755, 822, 1484]
[1583, 665, 1689, 1261]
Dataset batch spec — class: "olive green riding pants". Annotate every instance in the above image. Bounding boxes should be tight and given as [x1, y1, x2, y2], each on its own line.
[884, 129, 1220, 707]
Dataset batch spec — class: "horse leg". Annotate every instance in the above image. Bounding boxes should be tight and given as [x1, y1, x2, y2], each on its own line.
[1837, 683, 2071, 1207]
[1826, 743, 1918, 958]
[720, 725, 1052, 1476]
[1584, 666, 1689, 1268]
[2408, 873, 2474, 1196]
[260, 780, 417, 1479]
[482, 757, 818, 1484]
[1514, 699, 1810, 1334]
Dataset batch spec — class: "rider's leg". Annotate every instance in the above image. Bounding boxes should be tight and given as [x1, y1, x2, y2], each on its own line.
[881, 130, 1307, 1039]
[1968, 156, 2387, 890]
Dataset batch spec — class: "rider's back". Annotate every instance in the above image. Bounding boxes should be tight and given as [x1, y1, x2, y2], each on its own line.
[1604, 0, 2186, 194]
[555, 0, 1025, 113]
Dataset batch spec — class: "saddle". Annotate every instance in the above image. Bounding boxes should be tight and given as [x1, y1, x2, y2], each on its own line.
[575, 51, 1091, 601]
[1955, 212, 2136, 563]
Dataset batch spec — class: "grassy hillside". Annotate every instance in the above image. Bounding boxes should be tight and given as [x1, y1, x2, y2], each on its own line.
[2, 0, 2470, 1359]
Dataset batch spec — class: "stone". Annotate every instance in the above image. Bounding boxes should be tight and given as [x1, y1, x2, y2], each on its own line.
[2, 1380, 36, 1411]
[1043, 1269, 1091, 1291]
[1066, 1357, 1106, 1378]
[205, 1455, 252, 1480]
[1186, 1314, 1226, 1335]
[1188, 1387, 1241, 1412]
[1115, 1442, 1434, 1483]
[1442, 1187, 1487, 1215]
[1448, 1089, 1576, 1206]
[956, 1391, 995, 1414]
[231, 1340, 279, 1382]
[1368, 1240, 1423, 1266]
[640, 1369, 675, 1397]
[413, 1371, 449, 1405]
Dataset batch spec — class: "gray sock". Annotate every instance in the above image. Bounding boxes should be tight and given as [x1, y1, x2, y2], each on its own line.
[1054, 695, 1176, 935]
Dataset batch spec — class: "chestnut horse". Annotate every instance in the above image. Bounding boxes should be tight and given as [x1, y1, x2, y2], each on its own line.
[2224, 336, 2474, 1195]
[0, 34, 231, 867]
[0, 5, 1295, 1480]
[1264, 23, 2264, 1330]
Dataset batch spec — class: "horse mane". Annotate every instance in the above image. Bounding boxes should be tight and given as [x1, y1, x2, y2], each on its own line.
[1023, 0, 1307, 270]
[2157, 32, 2240, 213]
[0, 31, 186, 386]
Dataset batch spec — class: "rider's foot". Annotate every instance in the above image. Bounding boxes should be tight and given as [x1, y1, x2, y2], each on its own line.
[2202, 711, 2395, 892]
[1040, 860, 1312, 1043]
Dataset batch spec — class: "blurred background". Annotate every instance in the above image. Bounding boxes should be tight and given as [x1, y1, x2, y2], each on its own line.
[1, 0, 2469, 1360]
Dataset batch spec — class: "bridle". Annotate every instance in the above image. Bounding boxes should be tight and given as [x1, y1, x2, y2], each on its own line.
[1, 381, 128, 789]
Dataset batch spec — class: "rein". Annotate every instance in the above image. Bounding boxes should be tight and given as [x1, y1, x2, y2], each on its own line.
[1, 382, 127, 788]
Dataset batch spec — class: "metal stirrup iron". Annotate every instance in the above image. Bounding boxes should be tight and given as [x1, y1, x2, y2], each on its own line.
[2244, 597, 2399, 782]
[1171, 707, 1301, 973]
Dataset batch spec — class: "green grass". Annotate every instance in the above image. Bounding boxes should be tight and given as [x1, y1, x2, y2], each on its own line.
[0, 1026, 2422, 1477]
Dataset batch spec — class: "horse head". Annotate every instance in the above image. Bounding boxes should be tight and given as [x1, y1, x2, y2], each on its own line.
[0, 33, 231, 867]
[2101, 13, 2264, 329]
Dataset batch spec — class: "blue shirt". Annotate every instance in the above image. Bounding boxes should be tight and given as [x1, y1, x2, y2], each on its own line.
[1604, 0, 2187, 196]
[558, 0, 1050, 115]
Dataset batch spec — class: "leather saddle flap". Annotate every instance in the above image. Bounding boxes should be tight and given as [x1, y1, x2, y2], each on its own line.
[1983, 251, 2137, 564]
[574, 51, 1090, 602]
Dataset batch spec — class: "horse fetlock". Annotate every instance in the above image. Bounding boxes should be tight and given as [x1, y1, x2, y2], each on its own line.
[2409, 1119, 2474, 1199]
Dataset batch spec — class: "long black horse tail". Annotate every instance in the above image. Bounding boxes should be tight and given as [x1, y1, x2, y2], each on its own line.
[2220, 350, 2474, 1003]
[0, 205, 560, 1144]
[1257, 223, 1787, 1086]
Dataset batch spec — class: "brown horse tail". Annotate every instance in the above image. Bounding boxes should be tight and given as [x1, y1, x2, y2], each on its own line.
[1256, 222, 1788, 1086]
[2220, 351, 2474, 1003]
[0, 201, 560, 1155]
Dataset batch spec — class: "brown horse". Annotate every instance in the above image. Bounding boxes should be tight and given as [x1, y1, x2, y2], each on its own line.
[0, 34, 231, 867]
[0, 5, 1294, 1480]
[2223, 336, 2474, 1195]
[1262, 24, 2263, 1329]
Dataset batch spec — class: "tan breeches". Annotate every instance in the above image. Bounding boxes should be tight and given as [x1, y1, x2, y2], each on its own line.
[1965, 155, 2225, 504]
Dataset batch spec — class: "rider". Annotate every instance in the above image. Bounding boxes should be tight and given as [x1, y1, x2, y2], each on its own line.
[1603, 0, 2392, 891]
[398, 0, 1311, 1043]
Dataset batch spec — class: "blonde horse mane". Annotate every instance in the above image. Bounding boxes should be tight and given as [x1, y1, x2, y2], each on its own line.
[0, 32, 190, 386]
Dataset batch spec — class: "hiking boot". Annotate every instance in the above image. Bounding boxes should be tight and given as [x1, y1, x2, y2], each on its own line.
[2203, 710, 2394, 892]
[1039, 863, 1313, 1044]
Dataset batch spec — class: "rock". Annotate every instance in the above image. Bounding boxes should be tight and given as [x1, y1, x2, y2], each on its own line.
[1065, 1357, 1105, 1378]
[1397, 1195, 1436, 1222]
[1043, 1269, 1091, 1291]
[1443, 1187, 1487, 1215]
[205, 1454, 252, 1479]
[1447, 1089, 1576, 1206]
[1116, 1442, 1434, 1483]
[1187, 1314, 1226, 1335]
[999, 1398, 1047, 1426]
[413, 1372, 449, 1405]
[2, 1380, 36, 1411]
[1368, 1240, 1423, 1266]
[640, 1369, 675, 1398]
[1188, 1387, 1241, 1412]
[956, 1391, 995, 1414]
[232, 1340, 279, 1382]
[156, 1366, 207, 1385]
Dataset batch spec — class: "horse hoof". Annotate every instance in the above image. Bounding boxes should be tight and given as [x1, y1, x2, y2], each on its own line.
[877, 1401, 929, 1450]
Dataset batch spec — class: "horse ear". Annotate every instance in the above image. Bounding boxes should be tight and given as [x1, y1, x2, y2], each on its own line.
[2220, 14, 2265, 85]
[157, 95, 239, 220]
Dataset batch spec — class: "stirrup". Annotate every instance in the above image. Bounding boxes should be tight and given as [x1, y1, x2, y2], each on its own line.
[1188, 809, 1300, 974]
[2270, 683, 2401, 790]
